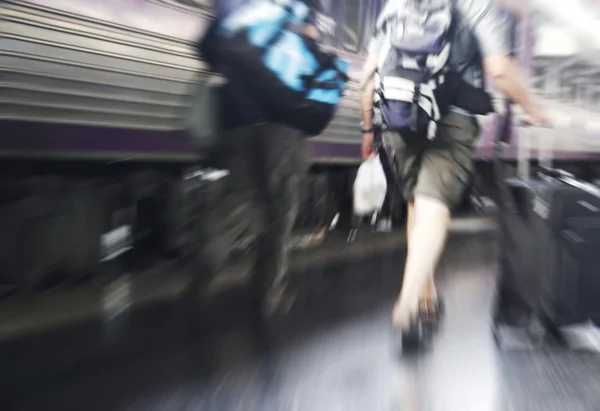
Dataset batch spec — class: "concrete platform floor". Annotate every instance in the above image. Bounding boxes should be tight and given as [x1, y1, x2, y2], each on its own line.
[2, 230, 600, 411]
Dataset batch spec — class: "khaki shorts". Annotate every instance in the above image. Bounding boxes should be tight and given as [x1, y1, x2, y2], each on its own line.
[384, 111, 480, 211]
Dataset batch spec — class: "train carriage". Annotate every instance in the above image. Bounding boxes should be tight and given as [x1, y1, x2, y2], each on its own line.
[2, 0, 600, 291]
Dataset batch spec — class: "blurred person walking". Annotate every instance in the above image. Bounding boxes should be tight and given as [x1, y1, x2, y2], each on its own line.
[193, 0, 346, 320]
[360, 0, 546, 344]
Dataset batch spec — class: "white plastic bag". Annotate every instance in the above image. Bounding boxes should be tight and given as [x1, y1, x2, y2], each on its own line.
[353, 155, 388, 216]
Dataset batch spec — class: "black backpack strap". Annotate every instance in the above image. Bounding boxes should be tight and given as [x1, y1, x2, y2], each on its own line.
[300, 43, 349, 93]
[446, 47, 495, 115]
[372, 125, 403, 194]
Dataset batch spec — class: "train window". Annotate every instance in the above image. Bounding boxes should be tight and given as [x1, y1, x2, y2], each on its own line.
[341, 0, 364, 52]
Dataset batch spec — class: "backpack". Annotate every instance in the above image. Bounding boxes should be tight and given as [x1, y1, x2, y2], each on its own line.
[372, 0, 457, 139]
[198, 0, 350, 136]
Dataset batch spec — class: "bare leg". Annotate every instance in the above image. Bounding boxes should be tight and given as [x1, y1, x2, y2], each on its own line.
[390, 112, 478, 330]
[393, 195, 451, 329]
[404, 203, 438, 311]
[423, 277, 438, 306]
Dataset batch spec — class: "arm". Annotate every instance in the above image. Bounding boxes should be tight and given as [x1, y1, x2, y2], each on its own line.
[496, 0, 528, 18]
[360, 79, 375, 130]
[459, 0, 546, 123]
[360, 52, 379, 130]
[360, 77, 376, 159]
[483, 54, 544, 122]
[359, 38, 383, 158]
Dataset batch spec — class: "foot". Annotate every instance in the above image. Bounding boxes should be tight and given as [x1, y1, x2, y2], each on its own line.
[392, 298, 419, 331]
[401, 316, 431, 349]
[492, 291, 534, 327]
[418, 296, 444, 328]
[392, 300, 432, 349]
[493, 304, 533, 328]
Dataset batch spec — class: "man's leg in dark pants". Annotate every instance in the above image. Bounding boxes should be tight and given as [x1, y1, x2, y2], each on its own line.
[186, 126, 261, 298]
[182, 125, 260, 337]
[250, 123, 308, 317]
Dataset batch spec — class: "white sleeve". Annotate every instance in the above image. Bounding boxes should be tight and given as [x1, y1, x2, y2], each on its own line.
[456, 0, 511, 58]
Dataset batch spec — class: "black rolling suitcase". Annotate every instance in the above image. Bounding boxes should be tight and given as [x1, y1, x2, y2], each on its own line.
[494, 125, 600, 333]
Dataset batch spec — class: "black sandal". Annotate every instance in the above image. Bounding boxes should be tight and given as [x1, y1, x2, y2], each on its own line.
[401, 316, 427, 348]
[418, 297, 445, 329]
[392, 300, 442, 350]
[395, 314, 434, 349]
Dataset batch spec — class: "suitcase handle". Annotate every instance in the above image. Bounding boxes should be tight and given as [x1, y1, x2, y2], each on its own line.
[516, 119, 553, 129]
[517, 122, 600, 196]
[536, 166, 575, 180]
[493, 120, 560, 216]
[517, 121, 554, 179]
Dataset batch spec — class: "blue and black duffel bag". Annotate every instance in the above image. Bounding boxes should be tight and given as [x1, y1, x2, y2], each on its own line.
[198, 0, 350, 136]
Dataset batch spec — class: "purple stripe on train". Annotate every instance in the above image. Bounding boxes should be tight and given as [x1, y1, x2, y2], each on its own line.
[0, 121, 192, 154]
[0, 120, 366, 161]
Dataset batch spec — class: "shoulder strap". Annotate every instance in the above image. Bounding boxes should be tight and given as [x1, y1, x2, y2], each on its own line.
[371, 127, 403, 193]
[373, 0, 406, 36]
[447, 1, 459, 41]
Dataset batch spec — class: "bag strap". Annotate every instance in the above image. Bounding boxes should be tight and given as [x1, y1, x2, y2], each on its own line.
[300, 40, 349, 92]
[374, 0, 457, 43]
[261, 1, 305, 52]
[263, 23, 292, 51]
[371, 125, 404, 194]
[302, 62, 349, 87]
